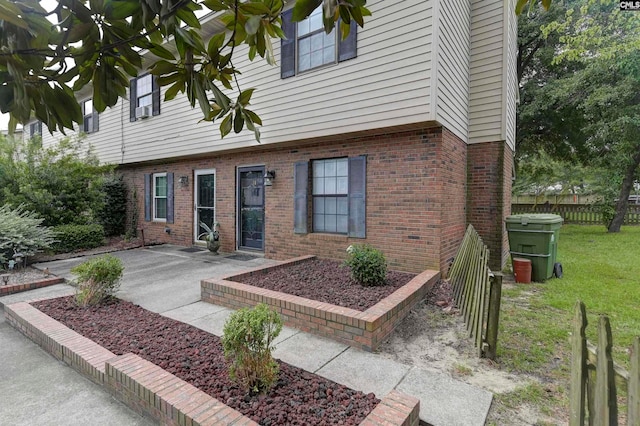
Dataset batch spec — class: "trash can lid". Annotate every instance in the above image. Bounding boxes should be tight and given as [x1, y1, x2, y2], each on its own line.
[505, 214, 564, 225]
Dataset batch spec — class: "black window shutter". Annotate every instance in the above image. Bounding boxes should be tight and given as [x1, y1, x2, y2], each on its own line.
[338, 20, 358, 62]
[166, 173, 174, 224]
[144, 173, 152, 221]
[152, 76, 161, 116]
[93, 112, 99, 133]
[281, 9, 296, 79]
[129, 80, 137, 122]
[348, 156, 366, 238]
[293, 161, 309, 234]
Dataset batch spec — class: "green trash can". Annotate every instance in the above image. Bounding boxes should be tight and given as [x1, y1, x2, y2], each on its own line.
[505, 214, 563, 282]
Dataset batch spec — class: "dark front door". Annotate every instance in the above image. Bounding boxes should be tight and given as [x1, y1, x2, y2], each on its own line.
[237, 166, 265, 250]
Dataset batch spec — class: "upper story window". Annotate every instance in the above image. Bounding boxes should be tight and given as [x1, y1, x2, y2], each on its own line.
[29, 121, 42, 138]
[81, 99, 99, 133]
[129, 74, 160, 121]
[281, 8, 358, 79]
[153, 172, 168, 221]
[297, 8, 337, 73]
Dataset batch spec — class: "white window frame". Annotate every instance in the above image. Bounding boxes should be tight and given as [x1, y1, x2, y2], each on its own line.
[312, 157, 349, 234]
[136, 74, 154, 108]
[81, 99, 97, 134]
[153, 172, 168, 222]
[296, 7, 338, 73]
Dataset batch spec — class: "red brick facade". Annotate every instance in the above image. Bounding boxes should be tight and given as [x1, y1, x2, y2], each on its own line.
[467, 141, 513, 270]
[120, 126, 508, 274]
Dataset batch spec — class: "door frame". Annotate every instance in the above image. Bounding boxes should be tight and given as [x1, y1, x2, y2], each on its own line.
[236, 165, 265, 251]
[193, 168, 216, 245]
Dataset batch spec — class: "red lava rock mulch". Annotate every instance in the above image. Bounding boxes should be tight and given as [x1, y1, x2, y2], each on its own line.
[233, 258, 416, 311]
[33, 296, 380, 426]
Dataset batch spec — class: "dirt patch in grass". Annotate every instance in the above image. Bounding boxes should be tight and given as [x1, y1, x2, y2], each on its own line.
[232, 258, 416, 311]
[33, 296, 380, 426]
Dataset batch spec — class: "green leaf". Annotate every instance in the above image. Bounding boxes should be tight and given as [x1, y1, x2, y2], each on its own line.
[220, 113, 232, 138]
[0, 2, 28, 28]
[164, 79, 184, 101]
[238, 88, 255, 106]
[244, 109, 262, 126]
[149, 60, 178, 75]
[148, 44, 175, 60]
[105, 0, 140, 19]
[233, 110, 245, 133]
[207, 32, 226, 57]
[176, 8, 202, 29]
[292, 0, 322, 22]
[240, 2, 271, 15]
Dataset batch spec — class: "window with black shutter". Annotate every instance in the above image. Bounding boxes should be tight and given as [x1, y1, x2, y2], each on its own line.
[130, 74, 160, 122]
[144, 172, 174, 224]
[293, 156, 366, 238]
[281, 7, 358, 79]
[80, 99, 99, 133]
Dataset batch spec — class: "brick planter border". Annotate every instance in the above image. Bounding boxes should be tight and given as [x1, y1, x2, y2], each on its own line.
[0, 276, 65, 297]
[201, 256, 440, 351]
[5, 302, 420, 426]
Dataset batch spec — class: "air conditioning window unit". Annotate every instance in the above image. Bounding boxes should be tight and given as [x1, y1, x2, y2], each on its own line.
[135, 105, 151, 119]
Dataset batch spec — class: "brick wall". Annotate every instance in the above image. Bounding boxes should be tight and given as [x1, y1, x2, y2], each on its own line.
[120, 125, 469, 274]
[466, 141, 513, 270]
[201, 256, 440, 352]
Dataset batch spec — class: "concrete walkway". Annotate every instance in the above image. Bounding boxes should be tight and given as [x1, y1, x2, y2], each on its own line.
[2, 246, 493, 426]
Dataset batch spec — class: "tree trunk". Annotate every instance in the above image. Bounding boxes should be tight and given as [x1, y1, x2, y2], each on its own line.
[608, 146, 640, 232]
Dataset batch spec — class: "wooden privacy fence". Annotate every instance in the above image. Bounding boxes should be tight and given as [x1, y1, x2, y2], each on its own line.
[570, 301, 640, 426]
[512, 204, 640, 225]
[447, 225, 503, 360]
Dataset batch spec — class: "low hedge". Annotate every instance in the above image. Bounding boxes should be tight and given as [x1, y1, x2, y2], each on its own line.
[52, 224, 105, 253]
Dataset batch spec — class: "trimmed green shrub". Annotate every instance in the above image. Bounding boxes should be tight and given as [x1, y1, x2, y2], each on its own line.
[0, 204, 55, 267]
[344, 244, 388, 287]
[222, 303, 283, 395]
[52, 224, 105, 253]
[97, 175, 127, 237]
[71, 255, 124, 306]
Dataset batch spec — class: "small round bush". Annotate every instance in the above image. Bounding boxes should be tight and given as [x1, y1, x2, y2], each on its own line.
[71, 255, 123, 306]
[344, 244, 387, 287]
[222, 303, 282, 395]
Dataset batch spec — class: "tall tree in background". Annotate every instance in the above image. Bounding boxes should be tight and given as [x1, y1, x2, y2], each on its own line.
[516, 0, 640, 232]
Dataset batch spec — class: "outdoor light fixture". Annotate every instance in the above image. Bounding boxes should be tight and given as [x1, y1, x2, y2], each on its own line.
[263, 170, 276, 187]
[178, 175, 189, 187]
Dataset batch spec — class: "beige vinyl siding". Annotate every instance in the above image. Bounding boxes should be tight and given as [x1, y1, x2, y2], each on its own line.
[434, 0, 470, 142]
[468, 0, 505, 144]
[504, 0, 518, 151]
[98, 0, 434, 164]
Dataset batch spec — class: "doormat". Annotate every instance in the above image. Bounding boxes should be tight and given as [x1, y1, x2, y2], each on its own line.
[226, 254, 258, 261]
[180, 247, 205, 253]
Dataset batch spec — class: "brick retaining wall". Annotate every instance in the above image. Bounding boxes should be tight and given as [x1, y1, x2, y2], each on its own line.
[5, 302, 420, 426]
[0, 277, 65, 296]
[201, 256, 440, 351]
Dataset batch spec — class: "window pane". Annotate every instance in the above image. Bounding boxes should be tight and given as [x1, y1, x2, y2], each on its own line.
[325, 197, 337, 214]
[313, 161, 325, 177]
[298, 37, 310, 56]
[313, 197, 325, 214]
[336, 158, 348, 176]
[324, 215, 337, 233]
[155, 198, 167, 219]
[324, 31, 336, 47]
[83, 99, 92, 114]
[313, 214, 324, 232]
[310, 52, 323, 69]
[325, 177, 337, 194]
[313, 177, 324, 195]
[137, 74, 152, 95]
[310, 32, 323, 52]
[297, 19, 310, 36]
[298, 53, 311, 72]
[337, 215, 348, 233]
[324, 160, 336, 177]
[337, 197, 348, 215]
[309, 8, 323, 32]
[323, 46, 335, 64]
[337, 177, 348, 194]
[155, 176, 167, 196]
[83, 116, 92, 132]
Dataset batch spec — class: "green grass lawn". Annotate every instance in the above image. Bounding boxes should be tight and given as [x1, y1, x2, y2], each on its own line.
[493, 224, 640, 421]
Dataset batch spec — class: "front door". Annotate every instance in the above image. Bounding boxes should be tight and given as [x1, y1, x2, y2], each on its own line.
[194, 169, 216, 244]
[237, 166, 265, 250]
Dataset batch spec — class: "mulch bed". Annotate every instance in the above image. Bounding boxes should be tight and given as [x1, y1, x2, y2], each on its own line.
[33, 296, 380, 426]
[233, 259, 416, 311]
